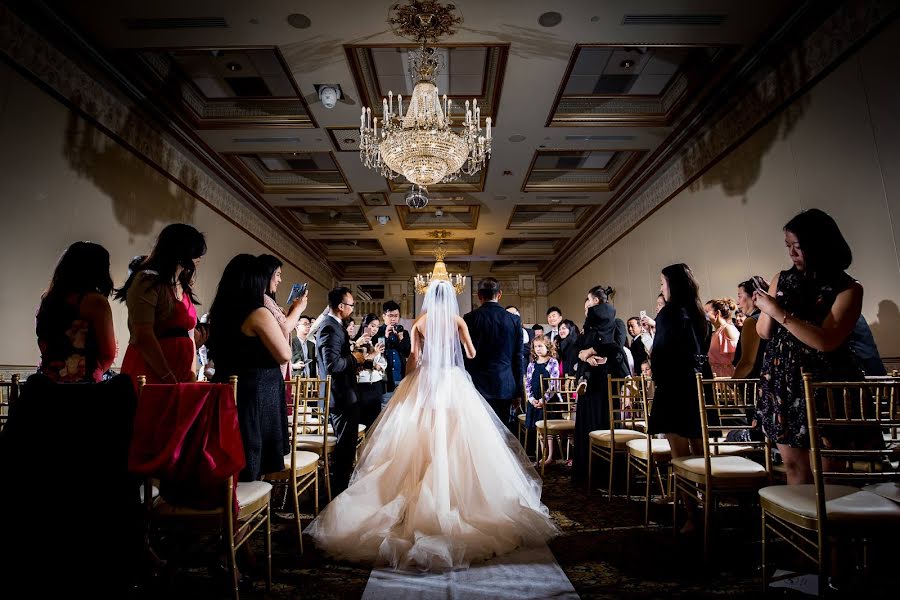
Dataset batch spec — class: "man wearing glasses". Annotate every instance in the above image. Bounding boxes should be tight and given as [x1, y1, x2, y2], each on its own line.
[316, 287, 362, 494]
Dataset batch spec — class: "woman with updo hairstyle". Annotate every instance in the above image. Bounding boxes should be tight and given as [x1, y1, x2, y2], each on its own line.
[732, 276, 769, 379]
[36, 241, 117, 382]
[705, 298, 740, 377]
[572, 284, 629, 485]
[116, 223, 207, 385]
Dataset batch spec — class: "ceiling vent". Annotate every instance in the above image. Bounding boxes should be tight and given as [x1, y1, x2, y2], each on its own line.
[564, 135, 635, 142]
[232, 137, 302, 144]
[122, 17, 228, 30]
[622, 14, 726, 26]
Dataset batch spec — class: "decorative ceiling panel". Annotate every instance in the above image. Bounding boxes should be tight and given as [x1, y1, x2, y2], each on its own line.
[397, 204, 480, 230]
[345, 43, 509, 126]
[491, 260, 548, 273]
[508, 205, 592, 230]
[407, 238, 474, 256]
[523, 149, 646, 192]
[277, 205, 370, 231]
[387, 166, 487, 193]
[547, 45, 736, 127]
[319, 238, 385, 256]
[225, 152, 350, 193]
[415, 260, 471, 273]
[133, 47, 316, 128]
[333, 260, 395, 275]
[498, 238, 564, 256]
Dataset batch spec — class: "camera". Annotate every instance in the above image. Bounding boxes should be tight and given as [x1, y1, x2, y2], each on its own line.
[394, 324, 405, 333]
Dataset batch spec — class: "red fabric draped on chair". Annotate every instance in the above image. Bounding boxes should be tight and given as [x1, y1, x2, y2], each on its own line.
[128, 383, 245, 508]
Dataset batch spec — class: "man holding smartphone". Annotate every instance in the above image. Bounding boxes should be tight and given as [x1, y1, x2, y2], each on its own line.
[375, 300, 411, 407]
[291, 315, 316, 378]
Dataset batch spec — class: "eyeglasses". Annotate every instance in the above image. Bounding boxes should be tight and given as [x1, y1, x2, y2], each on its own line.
[341, 301, 355, 308]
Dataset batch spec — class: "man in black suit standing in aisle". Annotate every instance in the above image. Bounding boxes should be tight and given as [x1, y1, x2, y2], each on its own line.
[291, 315, 317, 378]
[316, 287, 361, 494]
[465, 279, 525, 430]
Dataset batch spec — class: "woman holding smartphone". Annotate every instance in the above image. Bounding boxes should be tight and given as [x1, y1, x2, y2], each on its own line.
[356, 314, 387, 428]
[258, 254, 308, 379]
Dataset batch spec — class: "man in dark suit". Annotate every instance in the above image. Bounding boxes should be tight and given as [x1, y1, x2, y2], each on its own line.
[465, 279, 525, 429]
[315, 287, 361, 494]
[375, 300, 411, 407]
[546, 306, 563, 344]
[291, 315, 317, 378]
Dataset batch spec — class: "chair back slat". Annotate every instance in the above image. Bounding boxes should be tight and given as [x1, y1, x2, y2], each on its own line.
[539, 376, 577, 421]
[695, 375, 767, 466]
[607, 375, 647, 432]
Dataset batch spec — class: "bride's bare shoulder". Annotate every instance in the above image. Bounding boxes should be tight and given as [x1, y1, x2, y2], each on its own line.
[455, 315, 468, 328]
[413, 313, 427, 330]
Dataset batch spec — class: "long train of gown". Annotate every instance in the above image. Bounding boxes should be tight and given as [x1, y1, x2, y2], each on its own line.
[305, 365, 558, 570]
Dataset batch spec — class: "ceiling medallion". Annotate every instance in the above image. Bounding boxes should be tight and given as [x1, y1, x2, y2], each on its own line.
[360, 0, 491, 191]
[414, 230, 465, 295]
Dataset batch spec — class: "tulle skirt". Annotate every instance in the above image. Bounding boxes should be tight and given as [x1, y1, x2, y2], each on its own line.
[305, 365, 558, 570]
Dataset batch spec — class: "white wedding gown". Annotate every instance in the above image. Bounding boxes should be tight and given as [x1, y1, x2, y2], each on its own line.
[305, 281, 558, 570]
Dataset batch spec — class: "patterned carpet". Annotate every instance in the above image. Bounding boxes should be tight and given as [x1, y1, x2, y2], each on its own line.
[135, 462, 787, 599]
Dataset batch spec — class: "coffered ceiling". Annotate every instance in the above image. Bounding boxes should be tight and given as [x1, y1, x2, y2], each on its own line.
[51, 0, 800, 282]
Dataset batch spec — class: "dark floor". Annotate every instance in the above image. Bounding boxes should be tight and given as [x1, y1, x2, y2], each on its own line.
[131, 462, 867, 599]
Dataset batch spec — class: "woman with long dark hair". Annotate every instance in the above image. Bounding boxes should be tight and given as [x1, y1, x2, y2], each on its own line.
[258, 254, 308, 379]
[207, 254, 291, 481]
[572, 285, 629, 485]
[116, 223, 206, 385]
[36, 241, 116, 382]
[556, 319, 581, 378]
[754, 209, 866, 485]
[356, 313, 387, 429]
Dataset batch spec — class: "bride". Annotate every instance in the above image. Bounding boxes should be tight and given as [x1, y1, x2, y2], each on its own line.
[305, 279, 558, 570]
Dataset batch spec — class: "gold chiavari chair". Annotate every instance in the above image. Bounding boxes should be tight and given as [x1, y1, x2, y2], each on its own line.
[517, 375, 530, 456]
[759, 374, 900, 595]
[137, 375, 272, 599]
[292, 376, 337, 503]
[264, 378, 320, 554]
[535, 375, 577, 476]
[625, 375, 672, 524]
[672, 375, 769, 563]
[0, 373, 20, 433]
[589, 375, 648, 499]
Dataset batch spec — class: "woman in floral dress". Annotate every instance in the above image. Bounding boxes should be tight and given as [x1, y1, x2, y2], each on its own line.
[755, 209, 865, 485]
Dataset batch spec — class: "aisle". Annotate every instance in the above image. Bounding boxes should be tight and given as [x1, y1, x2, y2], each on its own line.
[361, 544, 578, 600]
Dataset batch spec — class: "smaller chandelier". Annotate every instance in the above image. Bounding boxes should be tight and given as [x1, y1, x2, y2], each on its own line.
[415, 239, 465, 295]
[360, 1, 491, 188]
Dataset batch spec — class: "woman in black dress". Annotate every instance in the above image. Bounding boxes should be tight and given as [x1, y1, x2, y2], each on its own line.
[572, 285, 629, 486]
[207, 254, 291, 481]
[556, 319, 581, 378]
[754, 209, 866, 485]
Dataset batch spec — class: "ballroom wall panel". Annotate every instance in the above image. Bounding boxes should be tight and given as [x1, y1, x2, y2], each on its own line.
[550, 20, 900, 358]
[0, 62, 330, 369]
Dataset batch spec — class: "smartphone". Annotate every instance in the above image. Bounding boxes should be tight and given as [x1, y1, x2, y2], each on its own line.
[287, 282, 308, 304]
[639, 310, 647, 320]
[377, 337, 386, 347]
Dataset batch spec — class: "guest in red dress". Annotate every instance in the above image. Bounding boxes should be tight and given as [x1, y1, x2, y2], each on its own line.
[36, 241, 117, 382]
[116, 223, 207, 385]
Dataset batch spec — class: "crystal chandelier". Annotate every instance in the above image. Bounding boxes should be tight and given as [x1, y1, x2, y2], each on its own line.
[414, 231, 465, 295]
[360, 1, 492, 189]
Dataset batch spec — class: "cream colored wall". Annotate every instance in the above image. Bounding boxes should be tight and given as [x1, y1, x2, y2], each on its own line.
[0, 63, 330, 368]
[550, 21, 900, 357]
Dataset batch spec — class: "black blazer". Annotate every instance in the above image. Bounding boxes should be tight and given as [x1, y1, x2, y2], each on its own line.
[463, 302, 525, 401]
[291, 336, 317, 378]
[315, 315, 358, 409]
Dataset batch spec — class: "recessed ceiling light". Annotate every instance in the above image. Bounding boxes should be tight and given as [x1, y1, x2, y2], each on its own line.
[287, 13, 311, 29]
[538, 12, 562, 27]
[502, 170, 513, 176]
[343, 138, 354, 144]
[508, 134, 526, 143]
[620, 59, 635, 69]
[550, 199, 561, 204]
[226, 62, 241, 71]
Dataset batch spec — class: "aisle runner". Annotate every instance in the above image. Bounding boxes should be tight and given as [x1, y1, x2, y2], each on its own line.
[361, 544, 579, 599]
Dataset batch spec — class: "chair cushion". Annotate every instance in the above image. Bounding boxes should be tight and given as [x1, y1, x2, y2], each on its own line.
[153, 480, 272, 519]
[863, 482, 900, 504]
[711, 437, 755, 455]
[517, 413, 527, 423]
[294, 434, 337, 448]
[534, 419, 576, 431]
[672, 455, 768, 479]
[326, 424, 368, 435]
[625, 438, 672, 459]
[284, 450, 319, 471]
[759, 484, 900, 523]
[589, 429, 646, 448]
